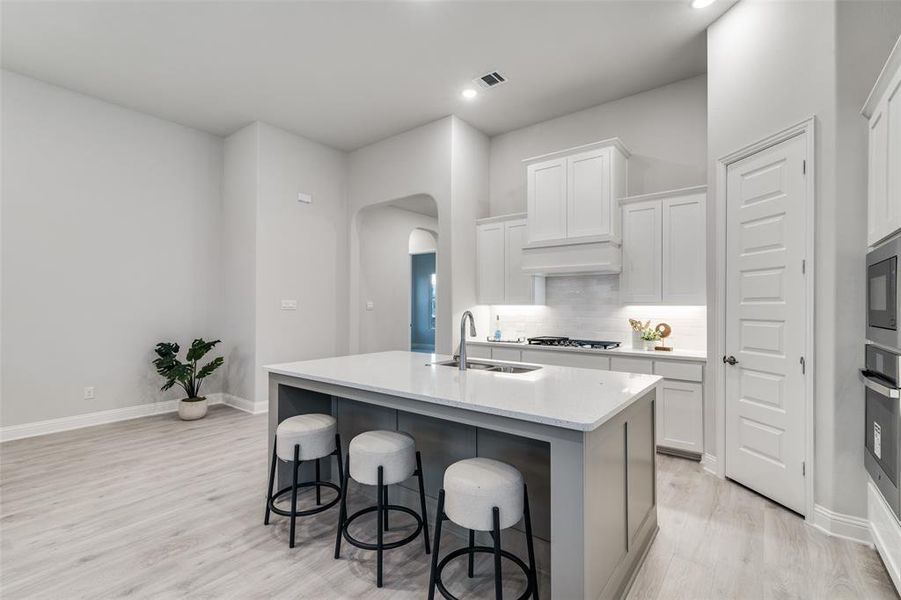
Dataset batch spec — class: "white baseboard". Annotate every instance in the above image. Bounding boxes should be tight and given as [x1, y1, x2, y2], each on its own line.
[216, 393, 267, 415]
[701, 452, 719, 477]
[869, 479, 901, 595]
[811, 503, 872, 546]
[0, 392, 262, 443]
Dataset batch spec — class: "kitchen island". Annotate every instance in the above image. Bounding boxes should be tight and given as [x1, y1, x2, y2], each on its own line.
[265, 351, 661, 600]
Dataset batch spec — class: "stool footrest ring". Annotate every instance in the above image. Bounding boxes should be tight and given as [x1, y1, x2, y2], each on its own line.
[268, 481, 340, 517]
[434, 546, 535, 600]
[342, 504, 424, 551]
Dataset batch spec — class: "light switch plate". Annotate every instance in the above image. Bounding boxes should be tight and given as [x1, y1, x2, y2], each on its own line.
[281, 299, 298, 311]
[297, 192, 312, 204]
[83, 386, 95, 400]
[365, 300, 374, 311]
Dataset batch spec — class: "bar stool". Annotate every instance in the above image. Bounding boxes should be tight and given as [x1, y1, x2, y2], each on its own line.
[428, 458, 539, 600]
[334, 430, 431, 588]
[264, 413, 343, 548]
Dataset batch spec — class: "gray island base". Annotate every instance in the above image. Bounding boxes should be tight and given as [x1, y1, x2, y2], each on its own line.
[266, 351, 660, 600]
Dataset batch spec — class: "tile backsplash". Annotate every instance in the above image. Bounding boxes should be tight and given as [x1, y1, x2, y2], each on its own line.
[486, 275, 707, 351]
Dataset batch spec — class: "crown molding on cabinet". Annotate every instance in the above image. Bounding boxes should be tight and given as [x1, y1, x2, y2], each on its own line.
[618, 184, 708, 205]
[863, 33, 901, 117]
[522, 137, 632, 164]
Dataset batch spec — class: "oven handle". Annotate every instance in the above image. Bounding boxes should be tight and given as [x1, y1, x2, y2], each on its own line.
[861, 369, 901, 398]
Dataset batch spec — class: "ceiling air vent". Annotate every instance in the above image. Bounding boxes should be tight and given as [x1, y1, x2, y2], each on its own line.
[475, 71, 507, 89]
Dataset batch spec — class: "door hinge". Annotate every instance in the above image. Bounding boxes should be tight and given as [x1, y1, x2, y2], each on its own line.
[802, 461, 806, 476]
[802, 159, 807, 174]
[800, 356, 806, 374]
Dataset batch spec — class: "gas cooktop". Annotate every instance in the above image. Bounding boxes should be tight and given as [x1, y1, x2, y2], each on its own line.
[526, 336, 621, 350]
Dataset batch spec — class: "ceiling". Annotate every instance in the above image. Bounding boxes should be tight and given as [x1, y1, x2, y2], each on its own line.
[1, 1, 734, 151]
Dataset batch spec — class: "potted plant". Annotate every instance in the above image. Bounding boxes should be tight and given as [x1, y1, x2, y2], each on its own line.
[152, 339, 224, 421]
[639, 327, 661, 351]
[629, 319, 650, 349]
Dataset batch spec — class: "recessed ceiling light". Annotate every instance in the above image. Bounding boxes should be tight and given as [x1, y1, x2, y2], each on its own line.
[691, 0, 717, 7]
[461, 88, 478, 100]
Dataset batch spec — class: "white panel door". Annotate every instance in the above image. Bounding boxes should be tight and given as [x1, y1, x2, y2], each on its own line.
[476, 222, 505, 305]
[662, 194, 706, 304]
[504, 219, 531, 304]
[886, 73, 901, 242]
[725, 133, 807, 515]
[657, 380, 703, 454]
[868, 100, 889, 246]
[566, 148, 611, 238]
[527, 158, 567, 243]
[621, 200, 662, 303]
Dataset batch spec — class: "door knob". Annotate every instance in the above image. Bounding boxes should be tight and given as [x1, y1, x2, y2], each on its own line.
[723, 355, 739, 366]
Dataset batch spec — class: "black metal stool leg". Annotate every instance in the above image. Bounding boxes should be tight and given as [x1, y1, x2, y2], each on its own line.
[492, 506, 503, 600]
[376, 466, 384, 588]
[334, 452, 349, 559]
[264, 435, 278, 525]
[315, 458, 322, 506]
[416, 451, 431, 554]
[427, 489, 445, 600]
[468, 529, 475, 578]
[524, 485, 539, 600]
[383, 485, 389, 531]
[289, 444, 301, 548]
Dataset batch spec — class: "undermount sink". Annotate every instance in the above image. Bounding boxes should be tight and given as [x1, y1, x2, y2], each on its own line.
[431, 359, 542, 374]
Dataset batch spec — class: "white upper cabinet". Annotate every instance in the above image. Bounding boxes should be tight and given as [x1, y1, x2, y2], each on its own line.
[521, 139, 630, 275]
[864, 35, 901, 247]
[620, 186, 706, 305]
[477, 215, 545, 305]
[566, 147, 611, 238]
[662, 193, 707, 304]
[526, 158, 567, 242]
[621, 200, 662, 303]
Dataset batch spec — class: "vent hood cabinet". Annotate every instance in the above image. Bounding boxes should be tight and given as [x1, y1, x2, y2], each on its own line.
[521, 138, 630, 276]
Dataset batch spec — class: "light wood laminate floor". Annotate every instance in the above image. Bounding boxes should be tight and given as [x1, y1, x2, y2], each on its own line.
[0, 405, 896, 599]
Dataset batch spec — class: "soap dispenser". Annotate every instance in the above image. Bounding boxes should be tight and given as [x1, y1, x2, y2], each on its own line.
[494, 315, 502, 341]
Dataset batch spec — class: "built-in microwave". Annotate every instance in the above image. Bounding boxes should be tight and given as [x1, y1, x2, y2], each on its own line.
[867, 235, 901, 350]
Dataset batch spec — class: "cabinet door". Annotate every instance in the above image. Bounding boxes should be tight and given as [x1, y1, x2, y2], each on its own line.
[662, 194, 706, 304]
[527, 158, 567, 243]
[467, 345, 492, 360]
[521, 349, 610, 370]
[656, 380, 703, 454]
[869, 101, 889, 246]
[621, 200, 662, 303]
[476, 222, 505, 305]
[505, 219, 532, 304]
[886, 72, 901, 242]
[566, 148, 611, 238]
[491, 347, 522, 362]
[610, 356, 653, 374]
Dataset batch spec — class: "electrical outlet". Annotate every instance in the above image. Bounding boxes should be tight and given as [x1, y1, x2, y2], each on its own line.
[281, 299, 298, 311]
[83, 386, 95, 400]
[365, 300, 375, 311]
[297, 192, 312, 204]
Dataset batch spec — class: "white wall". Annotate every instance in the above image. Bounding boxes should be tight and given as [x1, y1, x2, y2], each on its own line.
[707, 0, 901, 519]
[1, 70, 224, 426]
[348, 118, 454, 353]
[488, 75, 707, 216]
[357, 205, 438, 353]
[222, 121, 349, 407]
[222, 123, 258, 403]
[408, 228, 438, 254]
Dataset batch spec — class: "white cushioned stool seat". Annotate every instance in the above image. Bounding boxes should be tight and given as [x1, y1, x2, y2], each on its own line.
[443, 458, 524, 531]
[349, 430, 416, 486]
[276, 414, 336, 461]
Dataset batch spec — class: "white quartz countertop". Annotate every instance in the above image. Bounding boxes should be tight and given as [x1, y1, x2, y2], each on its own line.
[264, 351, 661, 432]
[469, 340, 708, 362]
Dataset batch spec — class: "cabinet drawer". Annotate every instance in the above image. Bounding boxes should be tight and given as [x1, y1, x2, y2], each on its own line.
[653, 360, 703, 383]
[491, 348, 523, 362]
[610, 357, 653, 374]
[467, 345, 492, 360]
[521, 349, 610, 370]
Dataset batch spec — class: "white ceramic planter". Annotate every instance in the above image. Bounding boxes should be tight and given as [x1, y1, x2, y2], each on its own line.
[178, 397, 208, 421]
[644, 340, 657, 351]
[632, 331, 643, 349]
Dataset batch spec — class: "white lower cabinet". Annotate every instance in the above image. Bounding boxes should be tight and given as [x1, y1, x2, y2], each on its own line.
[466, 345, 492, 360]
[610, 356, 654, 374]
[491, 347, 523, 362]
[656, 380, 703, 455]
[521, 349, 610, 370]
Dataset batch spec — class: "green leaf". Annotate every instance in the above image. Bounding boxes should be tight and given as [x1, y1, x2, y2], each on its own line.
[186, 338, 221, 362]
[196, 356, 224, 380]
